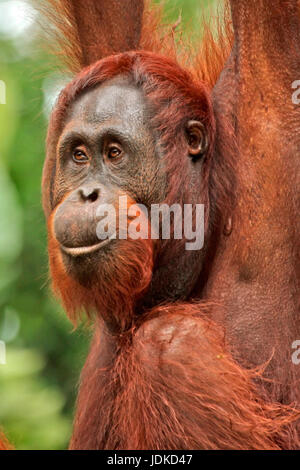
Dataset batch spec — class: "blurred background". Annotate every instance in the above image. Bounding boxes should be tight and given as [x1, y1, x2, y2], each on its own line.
[0, 0, 218, 449]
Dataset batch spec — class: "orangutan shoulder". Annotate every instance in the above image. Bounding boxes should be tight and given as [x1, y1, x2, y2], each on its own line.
[132, 310, 222, 366]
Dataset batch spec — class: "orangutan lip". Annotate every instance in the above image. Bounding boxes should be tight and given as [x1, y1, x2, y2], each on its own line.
[60, 238, 112, 257]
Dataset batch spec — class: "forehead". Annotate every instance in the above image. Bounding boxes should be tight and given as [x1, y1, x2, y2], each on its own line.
[65, 76, 148, 130]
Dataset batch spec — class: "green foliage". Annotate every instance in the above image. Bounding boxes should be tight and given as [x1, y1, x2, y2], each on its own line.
[0, 0, 216, 450]
[154, 0, 217, 33]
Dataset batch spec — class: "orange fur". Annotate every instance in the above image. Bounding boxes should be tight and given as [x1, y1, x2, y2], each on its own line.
[40, 0, 300, 451]
[70, 304, 300, 450]
[38, 0, 233, 89]
[43, 46, 298, 452]
[48, 193, 154, 331]
[0, 433, 12, 450]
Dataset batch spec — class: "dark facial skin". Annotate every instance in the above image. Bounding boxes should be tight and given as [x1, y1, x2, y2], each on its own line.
[56, 77, 167, 209]
[52, 75, 208, 299]
[52, 77, 166, 273]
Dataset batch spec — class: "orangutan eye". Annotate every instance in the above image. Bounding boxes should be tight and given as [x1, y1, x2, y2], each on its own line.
[72, 148, 89, 163]
[186, 120, 208, 158]
[106, 144, 123, 161]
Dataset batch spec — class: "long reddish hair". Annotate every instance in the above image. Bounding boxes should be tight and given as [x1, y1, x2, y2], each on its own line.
[45, 50, 217, 327]
[0, 433, 12, 450]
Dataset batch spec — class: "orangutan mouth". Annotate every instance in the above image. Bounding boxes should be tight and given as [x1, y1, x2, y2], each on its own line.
[60, 238, 112, 257]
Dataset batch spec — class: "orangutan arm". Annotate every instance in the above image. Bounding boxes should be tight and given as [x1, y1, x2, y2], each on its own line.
[42, 0, 144, 71]
[229, 0, 300, 79]
[114, 306, 295, 450]
[69, 304, 298, 450]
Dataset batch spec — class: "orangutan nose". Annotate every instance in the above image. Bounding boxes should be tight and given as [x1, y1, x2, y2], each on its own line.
[78, 185, 101, 203]
[54, 185, 104, 250]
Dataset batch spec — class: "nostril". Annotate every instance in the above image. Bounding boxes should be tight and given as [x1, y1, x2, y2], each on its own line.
[88, 190, 98, 203]
[79, 187, 100, 203]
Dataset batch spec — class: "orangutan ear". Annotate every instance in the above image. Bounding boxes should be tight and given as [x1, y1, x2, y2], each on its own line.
[186, 120, 208, 158]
